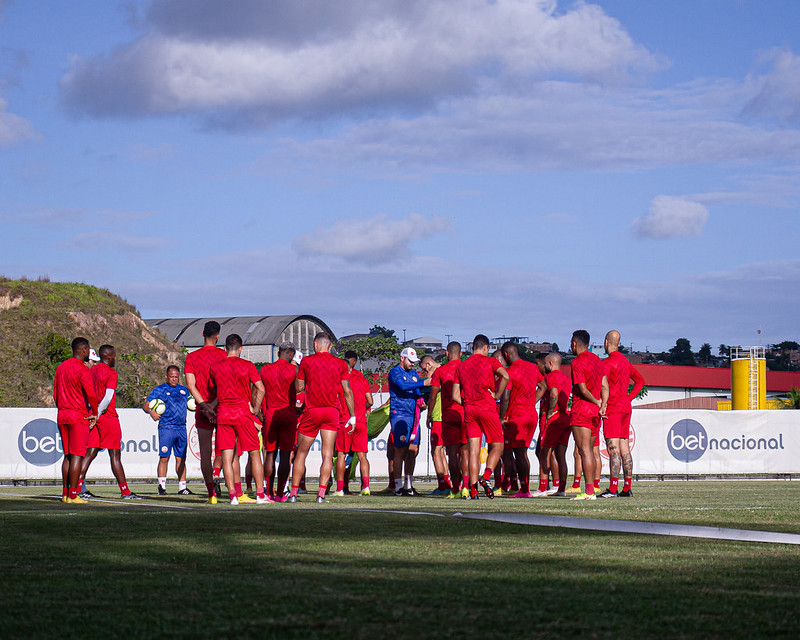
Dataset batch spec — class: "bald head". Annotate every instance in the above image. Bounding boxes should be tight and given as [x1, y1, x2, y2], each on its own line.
[604, 330, 621, 354]
[544, 352, 562, 372]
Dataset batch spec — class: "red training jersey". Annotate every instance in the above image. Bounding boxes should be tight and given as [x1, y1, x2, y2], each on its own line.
[184, 345, 226, 402]
[91, 361, 118, 418]
[260, 358, 297, 412]
[346, 369, 371, 425]
[431, 359, 464, 416]
[545, 369, 572, 425]
[505, 358, 542, 419]
[570, 350, 602, 419]
[209, 356, 260, 423]
[602, 351, 645, 413]
[53, 358, 98, 417]
[297, 351, 349, 410]
[455, 353, 503, 413]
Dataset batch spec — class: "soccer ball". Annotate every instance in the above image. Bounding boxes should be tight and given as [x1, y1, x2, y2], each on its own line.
[149, 398, 166, 415]
[187, 397, 196, 412]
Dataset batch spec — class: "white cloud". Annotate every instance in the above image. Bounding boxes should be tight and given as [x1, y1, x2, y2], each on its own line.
[742, 48, 800, 123]
[632, 195, 710, 239]
[59, 0, 661, 123]
[0, 96, 35, 146]
[292, 213, 450, 264]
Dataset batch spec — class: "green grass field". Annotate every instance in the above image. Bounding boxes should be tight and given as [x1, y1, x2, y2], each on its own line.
[2, 481, 800, 639]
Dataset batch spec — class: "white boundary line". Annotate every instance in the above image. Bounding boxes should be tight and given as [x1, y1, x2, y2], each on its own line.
[453, 512, 800, 545]
[0, 491, 195, 510]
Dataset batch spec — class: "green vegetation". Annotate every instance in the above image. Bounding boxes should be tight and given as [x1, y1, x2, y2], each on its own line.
[0, 279, 183, 407]
[1, 481, 799, 639]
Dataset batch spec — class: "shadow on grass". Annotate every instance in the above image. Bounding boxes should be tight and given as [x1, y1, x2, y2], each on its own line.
[2, 507, 800, 638]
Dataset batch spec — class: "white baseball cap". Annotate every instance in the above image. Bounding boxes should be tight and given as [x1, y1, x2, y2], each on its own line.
[400, 347, 420, 363]
[88, 348, 101, 362]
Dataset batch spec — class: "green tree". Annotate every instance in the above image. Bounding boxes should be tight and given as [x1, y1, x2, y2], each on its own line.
[551, 342, 559, 353]
[780, 387, 800, 409]
[718, 344, 728, 357]
[698, 343, 712, 364]
[338, 334, 402, 388]
[668, 338, 696, 366]
[368, 325, 397, 340]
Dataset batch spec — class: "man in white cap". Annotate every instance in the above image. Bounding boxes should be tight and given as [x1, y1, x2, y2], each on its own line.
[388, 347, 432, 495]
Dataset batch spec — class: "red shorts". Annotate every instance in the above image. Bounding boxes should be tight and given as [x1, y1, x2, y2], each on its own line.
[503, 415, 535, 448]
[297, 407, 339, 439]
[441, 410, 463, 447]
[218, 416, 260, 453]
[541, 418, 571, 449]
[263, 406, 298, 452]
[336, 420, 353, 453]
[603, 411, 631, 439]
[351, 421, 368, 453]
[571, 413, 600, 433]
[464, 408, 503, 444]
[57, 412, 90, 457]
[92, 415, 122, 449]
[429, 420, 443, 447]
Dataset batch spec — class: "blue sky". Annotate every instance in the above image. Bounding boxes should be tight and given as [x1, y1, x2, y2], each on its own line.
[1, 0, 799, 352]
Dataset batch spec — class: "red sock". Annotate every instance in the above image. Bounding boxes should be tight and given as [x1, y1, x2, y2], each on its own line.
[443, 474, 451, 489]
[62, 487, 68, 498]
[267, 476, 275, 498]
[461, 474, 469, 490]
[290, 484, 299, 497]
[482, 467, 493, 482]
[245, 474, 253, 490]
[553, 477, 561, 488]
[234, 482, 243, 497]
[257, 489, 266, 499]
[585, 481, 595, 495]
[594, 479, 600, 490]
[119, 482, 131, 496]
[205, 481, 215, 498]
[362, 478, 370, 490]
[437, 476, 446, 491]
[317, 486, 326, 498]
[538, 478, 548, 493]
[571, 475, 582, 488]
[336, 480, 345, 492]
[212, 468, 221, 478]
[623, 477, 632, 492]
[68, 487, 78, 500]
[609, 476, 619, 493]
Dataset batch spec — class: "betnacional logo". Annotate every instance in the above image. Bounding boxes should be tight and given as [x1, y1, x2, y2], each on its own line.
[667, 419, 707, 462]
[18, 419, 63, 466]
[667, 419, 785, 463]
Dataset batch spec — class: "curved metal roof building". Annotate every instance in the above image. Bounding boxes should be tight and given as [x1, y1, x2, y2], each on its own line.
[145, 315, 336, 364]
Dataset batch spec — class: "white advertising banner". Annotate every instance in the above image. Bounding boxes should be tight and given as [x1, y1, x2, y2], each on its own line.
[2, 406, 797, 480]
[1, 407, 408, 481]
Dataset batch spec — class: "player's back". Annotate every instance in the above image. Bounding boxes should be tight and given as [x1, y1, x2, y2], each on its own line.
[506, 358, 541, 415]
[298, 352, 347, 409]
[185, 345, 226, 399]
[457, 354, 500, 412]
[545, 369, 571, 421]
[54, 358, 95, 415]
[433, 359, 463, 416]
[212, 357, 258, 410]
[261, 358, 297, 410]
[91, 361, 118, 418]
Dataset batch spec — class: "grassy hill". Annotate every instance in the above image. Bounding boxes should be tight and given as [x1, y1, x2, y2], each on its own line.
[0, 278, 184, 408]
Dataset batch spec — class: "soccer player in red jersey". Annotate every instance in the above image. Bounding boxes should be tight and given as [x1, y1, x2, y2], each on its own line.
[537, 352, 573, 497]
[260, 341, 298, 501]
[598, 330, 645, 498]
[185, 321, 227, 503]
[79, 345, 141, 499]
[334, 350, 374, 496]
[289, 332, 355, 503]
[53, 337, 98, 504]
[428, 342, 466, 498]
[452, 334, 509, 499]
[569, 330, 603, 501]
[421, 354, 450, 495]
[499, 342, 546, 498]
[209, 333, 268, 505]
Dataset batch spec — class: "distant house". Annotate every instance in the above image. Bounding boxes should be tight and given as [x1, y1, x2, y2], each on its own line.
[146, 315, 335, 364]
[405, 336, 443, 352]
